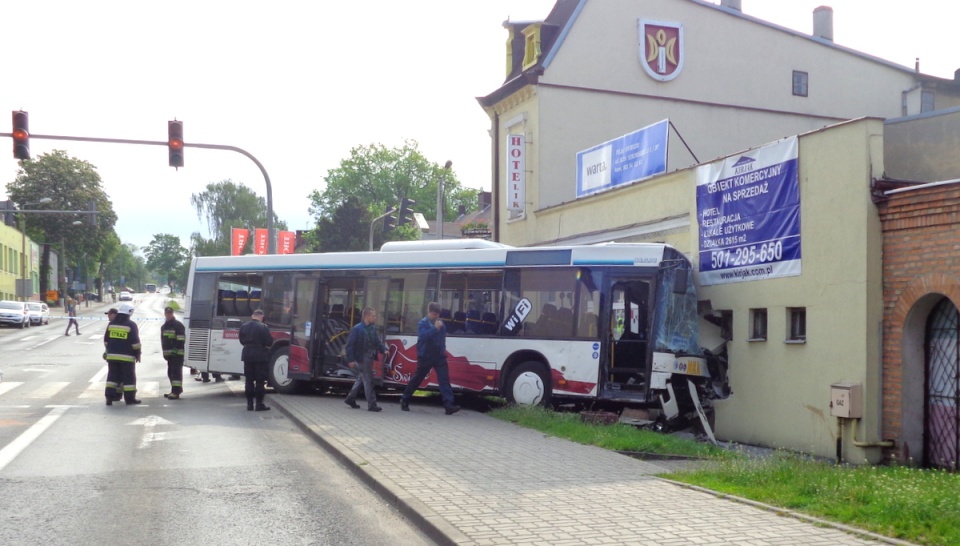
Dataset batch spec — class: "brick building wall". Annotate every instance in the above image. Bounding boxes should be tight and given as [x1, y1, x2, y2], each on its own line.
[878, 181, 960, 463]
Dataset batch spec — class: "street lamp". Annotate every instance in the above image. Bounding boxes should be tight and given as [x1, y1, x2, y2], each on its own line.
[436, 160, 452, 240]
[18, 197, 52, 301]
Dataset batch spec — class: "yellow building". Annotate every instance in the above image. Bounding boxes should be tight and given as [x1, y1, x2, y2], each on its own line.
[0, 222, 41, 301]
[475, 0, 960, 461]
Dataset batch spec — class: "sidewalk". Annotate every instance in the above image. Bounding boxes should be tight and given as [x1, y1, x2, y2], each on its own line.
[269, 393, 915, 546]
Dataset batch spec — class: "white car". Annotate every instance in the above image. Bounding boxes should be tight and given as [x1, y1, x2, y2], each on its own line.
[26, 302, 50, 326]
[119, 291, 133, 301]
[0, 300, 30, 329]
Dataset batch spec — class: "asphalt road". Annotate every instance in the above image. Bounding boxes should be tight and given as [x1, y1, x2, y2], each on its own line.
[0, 293, 431, 546]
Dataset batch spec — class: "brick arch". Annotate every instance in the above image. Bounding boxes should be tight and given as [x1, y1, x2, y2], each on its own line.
[884, 272, 960, 464]
[892, 273, 960, 321]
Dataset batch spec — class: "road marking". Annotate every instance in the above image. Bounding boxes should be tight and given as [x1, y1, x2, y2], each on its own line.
[89, 366, 108, 384]
[130, 415, 174, 449]
[0, 405, 70, 472]
[23, 367, 56, 375]
[25, 382, 70, 399]
[79, 381, 160, 399]
[0, 382, 24, 397]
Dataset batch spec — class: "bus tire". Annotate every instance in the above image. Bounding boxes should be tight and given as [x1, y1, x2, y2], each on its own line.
[268, 347, 303, 394]
[505, 361, 551, 407]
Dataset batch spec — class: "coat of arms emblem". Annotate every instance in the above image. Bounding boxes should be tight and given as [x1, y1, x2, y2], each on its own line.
[639, 20, 684, 82]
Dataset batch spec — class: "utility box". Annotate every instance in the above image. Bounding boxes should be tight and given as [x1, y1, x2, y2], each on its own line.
[830, 383, 863, 418]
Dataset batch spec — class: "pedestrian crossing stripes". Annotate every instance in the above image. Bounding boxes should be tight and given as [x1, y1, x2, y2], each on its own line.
[0, 381, 162, 401]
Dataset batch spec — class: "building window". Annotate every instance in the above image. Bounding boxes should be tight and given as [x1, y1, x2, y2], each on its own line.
[749, 308, 767, 341]
[792, 71, 808, 97]
[921, 90, 935, 113]
[720, 310, 733, 341]
[787, 307, 806, 342]
[521, 24, 542, 70]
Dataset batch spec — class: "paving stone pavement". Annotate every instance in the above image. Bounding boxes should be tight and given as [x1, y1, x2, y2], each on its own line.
[269, 393, 913, 546]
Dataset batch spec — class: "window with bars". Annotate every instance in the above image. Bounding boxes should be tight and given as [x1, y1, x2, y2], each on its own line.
[787, 307, 806, 342]
[749, 308, 767, 341]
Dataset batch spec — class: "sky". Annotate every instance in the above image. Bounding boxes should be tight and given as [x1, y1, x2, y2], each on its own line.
[4, 0, 958, 252]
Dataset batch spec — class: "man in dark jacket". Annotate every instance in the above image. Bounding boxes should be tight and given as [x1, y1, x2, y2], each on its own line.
[103, 302, 142, 406]
[400, 301, 460, 415]
[343, 307, 388, 412]
[161, 306, 186, 400]
[238, 309, 274, 411]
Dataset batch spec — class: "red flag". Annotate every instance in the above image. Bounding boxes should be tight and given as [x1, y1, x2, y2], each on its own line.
[278, 231, 296, 254]
[231, 228, 249, 256]
[254, 228, 269, 255]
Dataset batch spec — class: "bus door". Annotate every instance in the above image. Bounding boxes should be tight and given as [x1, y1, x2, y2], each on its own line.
[604, 280, 651, 400]
[290, 277, 330, 379]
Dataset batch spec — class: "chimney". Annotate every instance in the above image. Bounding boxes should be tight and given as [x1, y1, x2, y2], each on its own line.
[479, 191, 492, 209]
[813, 6, 833, 42]
[720, 0, 741, 11]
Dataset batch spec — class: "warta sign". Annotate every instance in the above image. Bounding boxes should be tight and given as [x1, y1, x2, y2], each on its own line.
[639, 19, 684, 82]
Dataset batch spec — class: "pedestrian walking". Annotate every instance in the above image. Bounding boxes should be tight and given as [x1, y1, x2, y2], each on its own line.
[343, 307, 388, 412]
[64, 297, 80, 336]
[400, 302, 460, 415]
[238, 309, 274, 411]
[103, 302, 142, 406]
[161, 306, 186, 400]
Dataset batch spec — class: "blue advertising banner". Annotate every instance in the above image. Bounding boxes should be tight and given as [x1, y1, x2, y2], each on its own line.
[696, 136, 800, 286]
[576, 119, 668, 197]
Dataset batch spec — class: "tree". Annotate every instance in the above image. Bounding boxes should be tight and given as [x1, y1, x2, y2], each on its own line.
[6, 150, 118, 299]
[103, 242, 145, 293]
[309, 198, 372, 252]
[143, 234, 189, 289]
[306, 140, 478, 250]
[190, 179, 287, 256]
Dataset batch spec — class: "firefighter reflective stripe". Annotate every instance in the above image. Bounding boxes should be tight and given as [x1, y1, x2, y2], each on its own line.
[106, 354, 136, 363]
[161, 320, 186, 357]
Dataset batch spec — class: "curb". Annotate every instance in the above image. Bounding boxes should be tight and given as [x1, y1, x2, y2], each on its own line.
[269, 396, 467, 546]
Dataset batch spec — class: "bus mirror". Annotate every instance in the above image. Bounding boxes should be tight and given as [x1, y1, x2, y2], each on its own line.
[673, 268, 688, 295]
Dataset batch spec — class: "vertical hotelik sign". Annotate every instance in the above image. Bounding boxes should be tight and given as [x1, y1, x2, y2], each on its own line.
[696, 136, 801, 286]
[231, 228, 249, 256]
[507, 134, 525, 213]
[254, 229, 269, 255]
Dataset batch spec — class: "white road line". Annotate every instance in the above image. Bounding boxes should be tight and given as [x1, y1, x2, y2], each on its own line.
[88, 366, 108, 383]
[0, 406, 70, 472]
[25, 382, 70, 399]
[0, 382, 24, 397]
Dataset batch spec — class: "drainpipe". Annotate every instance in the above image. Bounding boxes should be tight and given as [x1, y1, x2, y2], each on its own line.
[851, 418, 896, 448]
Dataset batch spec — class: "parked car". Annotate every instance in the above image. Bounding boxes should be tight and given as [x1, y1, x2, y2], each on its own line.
[0, 300, 30, 329]
[26, 302, 50, 326]
[119, 291, 133, 301]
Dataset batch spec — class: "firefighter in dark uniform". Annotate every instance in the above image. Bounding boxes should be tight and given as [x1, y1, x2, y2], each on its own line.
[104, 302, 142, 406]
[161, 306, 186, 400]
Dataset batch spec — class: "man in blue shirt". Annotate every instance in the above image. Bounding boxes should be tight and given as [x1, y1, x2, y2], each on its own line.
[343, 307, 388, 412]
[400, 301, 460, 415]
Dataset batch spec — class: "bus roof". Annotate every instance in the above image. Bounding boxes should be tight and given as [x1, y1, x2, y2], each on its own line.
[192, 241, 681, 273]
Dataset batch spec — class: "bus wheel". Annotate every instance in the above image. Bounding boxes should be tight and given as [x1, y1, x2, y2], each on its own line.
[505, 362, 551, 406]
[268, 347, 302, 394]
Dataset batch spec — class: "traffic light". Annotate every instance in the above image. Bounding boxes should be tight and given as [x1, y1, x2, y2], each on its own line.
[12, 110, 30, 160]
[382, 206, 398, 234]
[88, 200, 97, 227]
[168, 120, 184, 168]
[398, 197, 416, 226]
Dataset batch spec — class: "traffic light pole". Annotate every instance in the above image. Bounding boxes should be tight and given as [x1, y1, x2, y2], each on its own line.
[1, 132, 277, 254]
[370, 208, 397, 251]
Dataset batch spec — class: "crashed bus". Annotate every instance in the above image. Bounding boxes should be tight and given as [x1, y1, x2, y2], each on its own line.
[184, 240, 729, 433]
